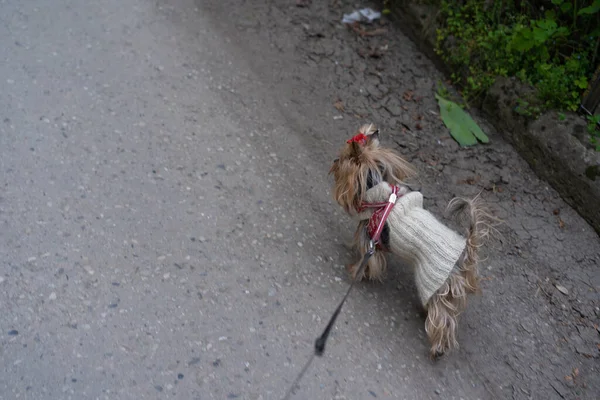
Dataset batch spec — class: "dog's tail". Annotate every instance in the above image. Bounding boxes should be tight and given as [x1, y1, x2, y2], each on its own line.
[446, 193, 500, 292]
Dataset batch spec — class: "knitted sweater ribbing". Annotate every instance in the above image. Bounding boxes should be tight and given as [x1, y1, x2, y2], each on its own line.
[357, 182, 467, 307]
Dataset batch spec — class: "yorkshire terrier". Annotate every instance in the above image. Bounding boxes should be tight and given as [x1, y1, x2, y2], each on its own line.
[329, 124, 496, 359]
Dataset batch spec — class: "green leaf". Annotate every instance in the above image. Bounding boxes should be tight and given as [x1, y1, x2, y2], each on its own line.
[554, 26, 570, 38]
[578, 0, 600, 15]
[435, 94, 489, 147]
[575, 77, 589, 89]
[545, 9, 557, 20]
[551, 0, 563, 5]
[560, 2, 572, 13]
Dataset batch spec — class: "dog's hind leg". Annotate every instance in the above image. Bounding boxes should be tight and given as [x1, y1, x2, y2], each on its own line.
[424, 271, 467, 359]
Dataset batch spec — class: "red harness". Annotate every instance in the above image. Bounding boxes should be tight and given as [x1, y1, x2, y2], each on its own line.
[358, 185, 402, 248]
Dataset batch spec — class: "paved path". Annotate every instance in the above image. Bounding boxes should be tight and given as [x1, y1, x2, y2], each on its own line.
[1, 1, 598, 399]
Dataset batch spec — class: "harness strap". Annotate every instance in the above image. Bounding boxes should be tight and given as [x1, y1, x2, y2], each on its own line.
[372, 185, 399, 242]
[360, 185, 401, 246]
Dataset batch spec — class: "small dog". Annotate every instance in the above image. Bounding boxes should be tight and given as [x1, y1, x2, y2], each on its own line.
[329, 123, 496, 358]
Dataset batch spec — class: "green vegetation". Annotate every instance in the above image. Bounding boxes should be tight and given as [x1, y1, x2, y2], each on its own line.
[433, 0, 599, 147]
[435, 0, 599, 110]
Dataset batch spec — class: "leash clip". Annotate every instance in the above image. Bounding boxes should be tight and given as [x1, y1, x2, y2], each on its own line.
[388, 192, 397, 204]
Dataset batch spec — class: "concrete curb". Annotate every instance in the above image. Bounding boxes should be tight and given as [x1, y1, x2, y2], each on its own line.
[384, 0, 600, 235]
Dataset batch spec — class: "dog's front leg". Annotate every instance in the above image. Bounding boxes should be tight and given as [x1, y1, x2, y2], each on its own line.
[346, 221, 386, 281]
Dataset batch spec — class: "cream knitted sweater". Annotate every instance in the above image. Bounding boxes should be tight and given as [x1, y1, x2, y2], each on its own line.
[356, 182, 467, 307]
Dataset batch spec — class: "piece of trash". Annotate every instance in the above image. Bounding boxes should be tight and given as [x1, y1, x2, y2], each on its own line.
[333, 115, 343, 120]
[342, 8, 381, 24]
[342, 11, 362, 24]
[555, 284, 569, 295]
[359, 8, 381, 22]
[435, 94, 489, 146]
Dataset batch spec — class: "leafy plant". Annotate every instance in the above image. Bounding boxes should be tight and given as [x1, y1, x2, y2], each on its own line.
[435, 0, 600, 118]
[514, 98, 542, 118]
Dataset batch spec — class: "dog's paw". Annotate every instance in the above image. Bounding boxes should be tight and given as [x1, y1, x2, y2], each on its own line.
[431, 350, 445, 361]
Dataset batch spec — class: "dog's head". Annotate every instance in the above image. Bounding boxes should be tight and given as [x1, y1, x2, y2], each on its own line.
[329, 124, 416, 214]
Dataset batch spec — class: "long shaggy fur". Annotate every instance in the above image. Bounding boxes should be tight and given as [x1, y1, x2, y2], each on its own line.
[446, 194, 500, 293]
[330, 124, 498, 359]
[425, 197, 499, 357]
[330, 124, 416, 214]
[346, 220, 387, 281]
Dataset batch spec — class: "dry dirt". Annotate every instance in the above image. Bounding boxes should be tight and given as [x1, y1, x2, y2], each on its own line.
[202, 0, 600, 398]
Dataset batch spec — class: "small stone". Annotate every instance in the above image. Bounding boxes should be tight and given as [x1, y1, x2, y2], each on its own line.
[49, 292, 57, 300]
[555, 284, 569, 295]
[0, 276, 5, 283]
[297, 242, 303, 247]
[367, 85, 382, 98]
[83, 265, 94, 275]
[177, 373, 184, 380]
[435, 389, 441, 395]
[163, 273, 170, 280]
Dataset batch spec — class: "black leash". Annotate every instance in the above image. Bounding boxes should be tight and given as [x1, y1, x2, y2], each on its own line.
[281, 241, 375, 400]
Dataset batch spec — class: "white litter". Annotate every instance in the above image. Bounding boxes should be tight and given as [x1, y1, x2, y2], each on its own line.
[342, 8, 381, 24]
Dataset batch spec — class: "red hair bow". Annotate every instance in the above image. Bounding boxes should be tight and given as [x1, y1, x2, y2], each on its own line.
[347, 133, 367, 145]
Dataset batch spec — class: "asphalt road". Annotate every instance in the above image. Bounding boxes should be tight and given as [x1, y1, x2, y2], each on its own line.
[2, 1, 598, 400]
